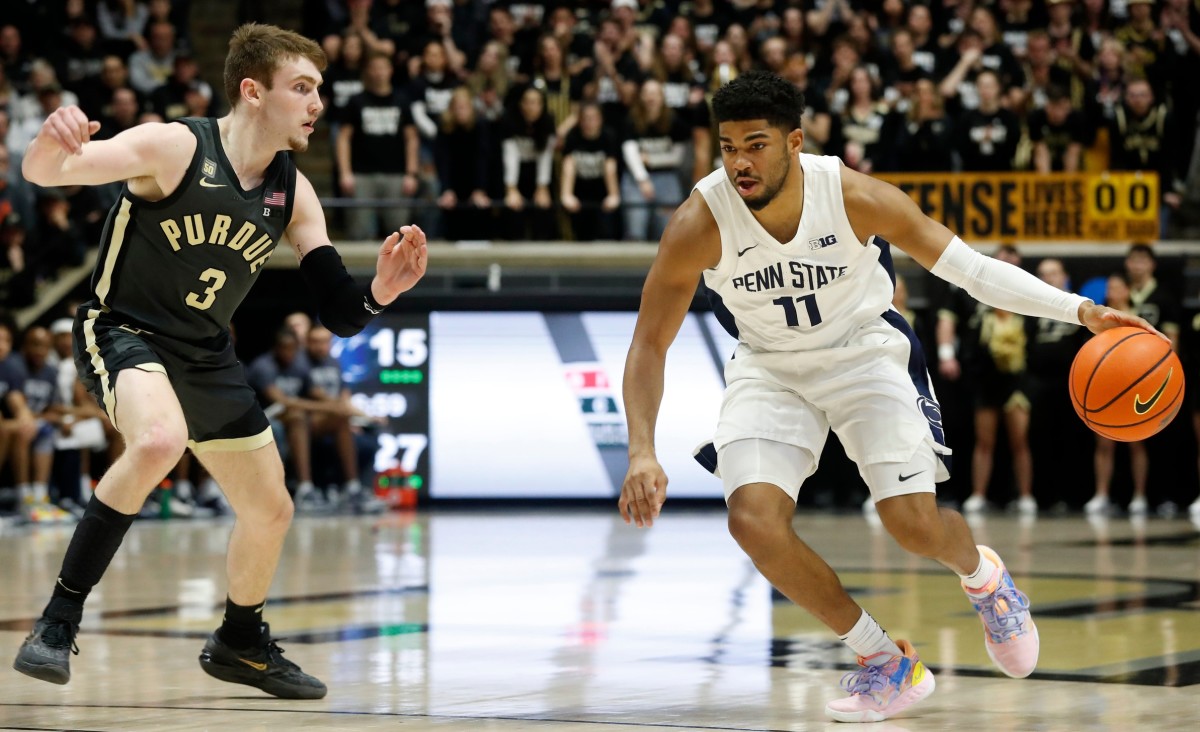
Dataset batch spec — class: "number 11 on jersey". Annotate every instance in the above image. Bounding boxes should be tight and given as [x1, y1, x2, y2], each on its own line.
[773, 294, 822, 327]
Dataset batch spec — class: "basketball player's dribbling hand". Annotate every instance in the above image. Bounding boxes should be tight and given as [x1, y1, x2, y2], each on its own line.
[371, 225, 428, 302]
[1078, 302, 1168, 341]
[39, 106, 101, 155]
[620, 455, 667, 528]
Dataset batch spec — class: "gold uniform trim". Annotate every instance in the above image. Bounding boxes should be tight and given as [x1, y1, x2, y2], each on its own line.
[188, 425, 275, 455]
[96, 197, 132, 306]
[82, 309, 117, 423]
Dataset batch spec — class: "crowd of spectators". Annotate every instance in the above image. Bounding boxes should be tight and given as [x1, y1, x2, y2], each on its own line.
[3, 0, 1200, 289]
[2, 0, 204, 311]
[301, 0, 1200, 243]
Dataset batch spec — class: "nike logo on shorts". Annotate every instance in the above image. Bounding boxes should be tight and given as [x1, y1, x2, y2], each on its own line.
[898, 471, 924, 482]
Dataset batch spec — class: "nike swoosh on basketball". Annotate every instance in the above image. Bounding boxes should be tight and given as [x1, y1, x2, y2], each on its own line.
[199, 178, 226, 188]
[736, 243, 760, 257]
[898, 471, 924, 482]
[1133, 369, 1172, 415]
[238, 658, 268, 671]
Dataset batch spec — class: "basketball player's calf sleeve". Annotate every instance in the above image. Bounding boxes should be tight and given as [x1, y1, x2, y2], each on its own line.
[299, 245, 387, 337]
[931, 237, 1089, 324]
[50, 495, 137, 606]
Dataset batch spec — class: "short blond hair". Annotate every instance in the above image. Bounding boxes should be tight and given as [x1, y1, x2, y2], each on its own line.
[224, 23, 326, 107]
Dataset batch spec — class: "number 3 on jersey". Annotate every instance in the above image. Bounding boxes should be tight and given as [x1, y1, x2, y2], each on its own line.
[773, 293, 822, 327]
[186, 268, 227, 310]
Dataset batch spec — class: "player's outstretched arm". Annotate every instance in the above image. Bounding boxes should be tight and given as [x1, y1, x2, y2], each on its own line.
[286, 172, 428, 338]
[840, 167, 1166, 339]
[621, 191, 721, 528]
[22, 105, 193, 190]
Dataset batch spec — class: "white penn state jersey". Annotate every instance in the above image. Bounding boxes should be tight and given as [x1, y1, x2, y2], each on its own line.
[697, 153, 896, 352]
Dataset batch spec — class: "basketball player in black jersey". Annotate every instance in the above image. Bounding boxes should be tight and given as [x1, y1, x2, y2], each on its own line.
[12, 24, 428, 699]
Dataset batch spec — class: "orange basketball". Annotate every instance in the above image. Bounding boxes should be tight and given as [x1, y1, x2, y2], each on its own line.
[1069, 327, 1185, 442]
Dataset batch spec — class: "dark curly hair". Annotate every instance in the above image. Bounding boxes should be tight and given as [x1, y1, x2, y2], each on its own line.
[711, 70, 805, 132]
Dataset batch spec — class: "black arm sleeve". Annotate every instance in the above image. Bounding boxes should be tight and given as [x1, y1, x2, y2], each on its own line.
[298, 245, 387, 337]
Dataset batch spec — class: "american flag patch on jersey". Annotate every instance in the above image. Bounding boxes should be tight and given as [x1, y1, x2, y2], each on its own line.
[264, 190, 287, 207]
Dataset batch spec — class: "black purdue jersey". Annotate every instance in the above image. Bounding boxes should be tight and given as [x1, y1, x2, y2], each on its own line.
[86, 117, 296, 349]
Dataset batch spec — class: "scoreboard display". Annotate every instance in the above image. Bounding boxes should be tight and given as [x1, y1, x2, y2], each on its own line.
[334, 311, 735, 501]
[333, 314, 431, 501]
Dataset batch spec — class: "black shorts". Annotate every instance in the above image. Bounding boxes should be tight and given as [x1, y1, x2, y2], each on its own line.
[73, 307, 272, 453]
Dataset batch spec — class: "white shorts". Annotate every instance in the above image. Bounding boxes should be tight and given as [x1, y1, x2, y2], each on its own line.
[694, 311, 951, 500]
[716, 437, 942, 502]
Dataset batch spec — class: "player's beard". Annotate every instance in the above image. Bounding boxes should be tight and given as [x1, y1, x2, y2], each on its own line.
[742, 153, 791, 211]
[288, 134, 309, 153]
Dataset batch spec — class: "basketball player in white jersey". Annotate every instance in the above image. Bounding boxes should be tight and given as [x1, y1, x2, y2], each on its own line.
[620, 71, 1158, 723]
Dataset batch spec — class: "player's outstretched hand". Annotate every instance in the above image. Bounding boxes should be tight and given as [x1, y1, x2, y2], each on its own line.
[372, 225, 428, 303]
[39, 106, 101, 156]
[620, 455, 667, 528]
[1079, 301, 1168, 341]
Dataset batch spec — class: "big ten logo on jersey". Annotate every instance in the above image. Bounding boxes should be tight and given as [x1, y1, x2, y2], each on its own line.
[563, 363, 627, 447]
[808, 233, 838, 250]
[158, 213, 277, 273]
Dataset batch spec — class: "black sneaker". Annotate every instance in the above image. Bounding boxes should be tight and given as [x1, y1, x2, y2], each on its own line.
[13, 602, 82, 684]
[198, 623, 326, 699]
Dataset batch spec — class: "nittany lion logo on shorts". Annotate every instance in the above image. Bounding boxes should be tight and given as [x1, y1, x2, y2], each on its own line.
[917, 395, 945, 443]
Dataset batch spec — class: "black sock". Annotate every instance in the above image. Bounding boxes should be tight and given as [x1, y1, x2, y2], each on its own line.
[50, 495, 137, 607]
[218, 597, 265, 649]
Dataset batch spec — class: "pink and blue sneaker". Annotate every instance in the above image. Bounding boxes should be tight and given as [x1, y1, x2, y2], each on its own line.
[825, 639, 936, 723]
[964, 545, 1039, 678]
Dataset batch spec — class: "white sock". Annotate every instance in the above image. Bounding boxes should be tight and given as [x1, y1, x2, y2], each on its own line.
[32, 482, 49, 503]
[175, 479, 193, 501]
[295, 480, 315, 498]
[960, 547, 999, 593]
[17, 484, 32, 504]
[839, 610, 903, 665]
[344, 479, 362, 495]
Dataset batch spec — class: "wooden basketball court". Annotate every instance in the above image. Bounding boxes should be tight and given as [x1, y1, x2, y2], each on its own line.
[3, 509, 1198, 730]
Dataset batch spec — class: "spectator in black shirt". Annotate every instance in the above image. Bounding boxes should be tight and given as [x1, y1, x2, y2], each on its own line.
[620, 78, 690, 241]
[969, 5, 1026, 91]
[76, 55, 142, 123]
[1115, 0, 1177, 97]
[1109, 78, 1185, 224]
[408, 38, 459, 238]
[561, 102, 620, 241]
[501, 85, 557, 240]
[1030, 86, 1087, 172]
[530, 33, 580, 138]
[434, 87, 492, 241]
[955, 69, 1020, 171]
[1047, 0, 1096, 81]
[905, 3, 940, 75]
[583, 18, 643, 130]
[149, 55, 214, 121]
[884, 28, 930, 102]
[835, 66, 894, 174]
[653, 33, 712, 184]
[1018, 30, 1077, 117]
[683, 0, 730, 59]
[94, 86, 142, 142]
[57, 17, 106, 93]
[893, 78, 955, 171]
[336, 53, 420, 241]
